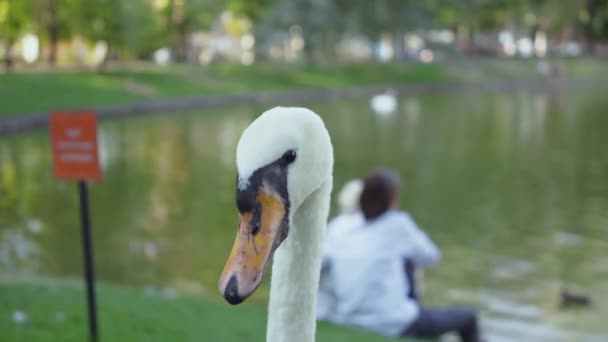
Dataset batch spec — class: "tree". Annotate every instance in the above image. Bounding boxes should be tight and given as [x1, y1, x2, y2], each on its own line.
[520, 0, 608, 53]
[161, 0, 224, 62]
[0, 0, 30, 70]
[79, 0, 123, 67]
[364, 0, 436, 61]
[256, 0, 347, 62]
[579, 0, 608, 54]
[120, 0, 162, 59]
[79, 0, 161, 67]
[30, 0, 81, 65]
[229, 0, 274, 22]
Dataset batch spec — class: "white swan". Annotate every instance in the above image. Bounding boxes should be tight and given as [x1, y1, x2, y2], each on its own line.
[219, 106, 333, 342]
[370, 89, 398, 116]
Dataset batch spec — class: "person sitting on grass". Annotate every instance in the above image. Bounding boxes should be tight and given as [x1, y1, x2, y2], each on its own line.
[317, 179, 364, 320]
[318, 178, 423, 317]
[319, 169, 482, 342]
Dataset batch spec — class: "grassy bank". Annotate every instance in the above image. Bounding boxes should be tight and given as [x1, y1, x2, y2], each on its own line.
[1, 63, 445, 117]
[0, 280, 412, 342]
[1, 59, 607, 117]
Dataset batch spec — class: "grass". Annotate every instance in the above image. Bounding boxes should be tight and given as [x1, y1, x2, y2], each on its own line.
[1, 59, 607, 117]
[0, 63, 446, 117]
[0, 279, 412, 342]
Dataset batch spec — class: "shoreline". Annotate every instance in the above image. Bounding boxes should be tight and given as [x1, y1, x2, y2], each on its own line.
[1, 77, 606, 136]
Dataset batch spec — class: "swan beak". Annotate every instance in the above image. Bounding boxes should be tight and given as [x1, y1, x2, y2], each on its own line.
[219, 189, 287, 305]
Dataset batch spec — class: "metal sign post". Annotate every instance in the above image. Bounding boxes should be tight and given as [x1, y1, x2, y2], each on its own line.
[78, 180, 98, 342]
[50, 111, 102, 342]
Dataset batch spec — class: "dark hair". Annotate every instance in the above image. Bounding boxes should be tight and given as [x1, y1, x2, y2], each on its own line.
[359, 169, 401, 220]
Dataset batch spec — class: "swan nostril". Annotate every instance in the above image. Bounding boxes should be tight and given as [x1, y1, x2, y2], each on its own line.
[250, 205, 261, 236]
[224, 276, 245, 305]
[251, 220, 260, 236]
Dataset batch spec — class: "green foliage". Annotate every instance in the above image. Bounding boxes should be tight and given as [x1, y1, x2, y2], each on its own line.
[29, 0, 80, 41]
[120, 0, 162, 58]
[0, 0, 31, 42]
[79, 0, 124, 49]
[579, 0, 608, 43]
[160, 0, 224, 60]
[77, 0, 160, 58]
[229, 0, 275, 21]
[2, 0, 608, 64]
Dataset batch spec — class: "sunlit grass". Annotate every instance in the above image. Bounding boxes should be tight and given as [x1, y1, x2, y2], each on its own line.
[0, 280, 414, 342]
[0, 62, 463, 116]
[1, 59, 606, 117]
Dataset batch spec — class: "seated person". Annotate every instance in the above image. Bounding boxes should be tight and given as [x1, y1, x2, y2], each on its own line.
[319, 169, 482, 342]
[317, 179, 364, 320]
[319, 179, 422, 312]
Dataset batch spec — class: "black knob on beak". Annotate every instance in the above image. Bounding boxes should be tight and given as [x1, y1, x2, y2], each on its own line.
[223, 275, 245, 305]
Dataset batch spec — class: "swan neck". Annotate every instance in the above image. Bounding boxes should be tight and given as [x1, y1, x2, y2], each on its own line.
[266, 177, 332, 342]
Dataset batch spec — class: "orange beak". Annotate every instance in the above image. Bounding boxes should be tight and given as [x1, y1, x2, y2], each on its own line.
[219, 189, 287, 304]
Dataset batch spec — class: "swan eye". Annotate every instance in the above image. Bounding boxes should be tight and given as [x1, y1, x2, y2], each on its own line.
[280, 150, 297, 165]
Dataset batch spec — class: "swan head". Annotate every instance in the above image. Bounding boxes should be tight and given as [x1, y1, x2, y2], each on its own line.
[219, 106, 333, 305]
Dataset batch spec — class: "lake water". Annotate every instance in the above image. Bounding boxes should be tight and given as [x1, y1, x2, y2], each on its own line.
[1, 89, 607, 341]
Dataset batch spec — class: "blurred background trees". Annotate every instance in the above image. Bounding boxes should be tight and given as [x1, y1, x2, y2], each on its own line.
[0, 0, 32, 69]
[1, 0, 608, 70]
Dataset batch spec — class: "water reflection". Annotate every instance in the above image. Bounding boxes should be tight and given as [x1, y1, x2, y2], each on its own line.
[0, 228, 41, 272]
[1, 91, 608, 340]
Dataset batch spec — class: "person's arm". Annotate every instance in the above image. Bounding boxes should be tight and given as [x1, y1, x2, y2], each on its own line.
[401, 214, 441, 268]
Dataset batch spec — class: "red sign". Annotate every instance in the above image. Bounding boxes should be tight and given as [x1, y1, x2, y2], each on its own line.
[50, 111, 101, 181]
